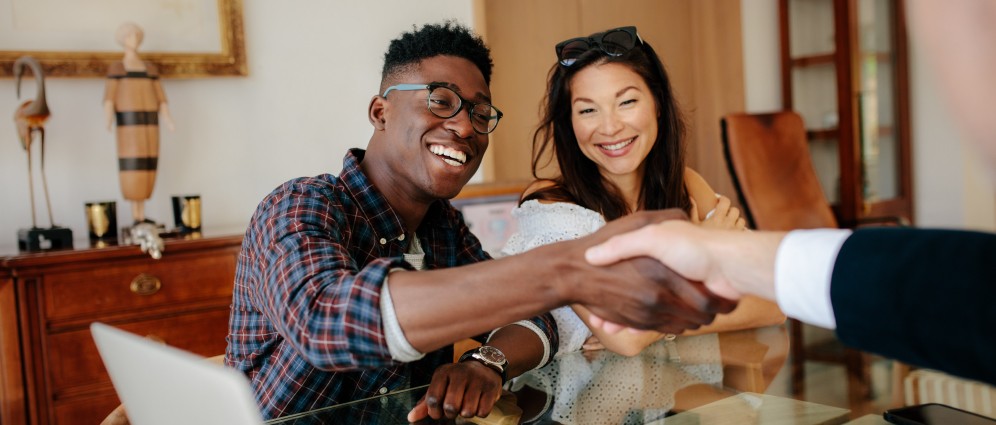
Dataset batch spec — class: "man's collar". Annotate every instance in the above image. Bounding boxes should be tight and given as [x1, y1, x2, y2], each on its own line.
[340, 149, 407, 241]
[340, 149, 454, 239]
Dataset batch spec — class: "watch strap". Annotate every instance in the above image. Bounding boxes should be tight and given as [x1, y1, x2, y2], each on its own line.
[459, 347, 508, 384]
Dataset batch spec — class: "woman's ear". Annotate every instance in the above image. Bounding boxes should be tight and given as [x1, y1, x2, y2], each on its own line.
[368, 95, 387, 130]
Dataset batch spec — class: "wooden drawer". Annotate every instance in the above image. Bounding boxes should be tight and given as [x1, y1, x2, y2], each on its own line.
[51, 390, 120, 425]
[40, 250, 236, 322]
[45, 308, 230, 395]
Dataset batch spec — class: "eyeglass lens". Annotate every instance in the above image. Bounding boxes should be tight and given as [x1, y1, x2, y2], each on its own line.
[559, 28, 637, 66]
[427, 86, 500, 133]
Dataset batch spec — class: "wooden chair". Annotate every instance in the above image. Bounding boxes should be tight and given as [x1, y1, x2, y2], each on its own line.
[720, 111, 873, 405]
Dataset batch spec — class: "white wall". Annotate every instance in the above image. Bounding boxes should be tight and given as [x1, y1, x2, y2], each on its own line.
[0, 1, 474, 243]
[741, 0, 783, 113]
[741, 0, 995, 231]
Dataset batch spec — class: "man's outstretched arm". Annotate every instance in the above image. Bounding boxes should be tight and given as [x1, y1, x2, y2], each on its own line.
[389, 210, 737, 354]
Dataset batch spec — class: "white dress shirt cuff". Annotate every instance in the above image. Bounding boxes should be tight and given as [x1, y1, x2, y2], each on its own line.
[380, 270, 426, 362]
[774, 229, 852, 329]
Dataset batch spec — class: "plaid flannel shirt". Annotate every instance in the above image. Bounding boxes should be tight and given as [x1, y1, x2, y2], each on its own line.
[226, 149, 558, 419]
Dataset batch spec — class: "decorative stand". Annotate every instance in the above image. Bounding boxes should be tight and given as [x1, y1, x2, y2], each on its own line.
[18, 227, 73, 252]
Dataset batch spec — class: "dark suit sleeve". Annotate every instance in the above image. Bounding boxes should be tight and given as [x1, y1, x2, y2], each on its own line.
[829, 227, 996, 386]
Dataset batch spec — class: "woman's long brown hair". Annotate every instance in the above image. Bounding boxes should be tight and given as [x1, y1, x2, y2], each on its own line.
[525, 37, 691, 221]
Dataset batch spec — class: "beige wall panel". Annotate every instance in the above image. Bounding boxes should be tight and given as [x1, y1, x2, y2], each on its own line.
[483, 0, 581, 181]
[689, 0, 746, 201]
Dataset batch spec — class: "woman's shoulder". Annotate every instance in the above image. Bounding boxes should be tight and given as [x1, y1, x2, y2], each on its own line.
[683, 167, 719, 216]
[513, 199, 602, 217]
[683, 167, 713, 194]
[515, 199, 601, 219]
[501, 200, 605, 255]
[520, 179, 560, 203]
[515, 179, 602, 225]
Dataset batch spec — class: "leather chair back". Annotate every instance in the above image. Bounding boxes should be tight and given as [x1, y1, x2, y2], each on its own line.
[721, 111, 838, 231]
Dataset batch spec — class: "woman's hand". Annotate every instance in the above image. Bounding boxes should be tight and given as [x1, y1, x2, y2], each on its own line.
[582, 335, 604, 351]
[408, 361, 503, 422]
[690, 195, 747, 231]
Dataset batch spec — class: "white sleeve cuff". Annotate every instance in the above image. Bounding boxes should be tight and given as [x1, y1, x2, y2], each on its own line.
[380, 270, 426, 362]
[774, 229, 852, 329]
[487, 320, 551, 370]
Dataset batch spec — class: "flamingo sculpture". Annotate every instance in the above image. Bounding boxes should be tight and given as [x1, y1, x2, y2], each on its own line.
[14, 56, 54, 229]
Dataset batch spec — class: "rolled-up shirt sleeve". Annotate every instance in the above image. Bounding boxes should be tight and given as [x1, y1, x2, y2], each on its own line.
[251, 182, 412, 371]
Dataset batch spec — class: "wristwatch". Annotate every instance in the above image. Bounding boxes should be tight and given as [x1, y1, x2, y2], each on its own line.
[459, 346, 509, 384]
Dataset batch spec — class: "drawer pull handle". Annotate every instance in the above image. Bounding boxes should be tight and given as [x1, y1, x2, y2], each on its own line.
[130, 274, 162, 296]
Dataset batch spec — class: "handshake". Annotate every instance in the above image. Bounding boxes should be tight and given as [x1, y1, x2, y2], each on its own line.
[561, 209, 758, 334]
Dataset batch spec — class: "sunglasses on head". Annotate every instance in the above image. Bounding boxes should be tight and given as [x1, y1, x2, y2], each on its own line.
[555, 26, 642, 67]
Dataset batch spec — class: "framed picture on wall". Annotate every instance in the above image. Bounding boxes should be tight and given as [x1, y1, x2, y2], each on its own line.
[0, 0, 246, 77]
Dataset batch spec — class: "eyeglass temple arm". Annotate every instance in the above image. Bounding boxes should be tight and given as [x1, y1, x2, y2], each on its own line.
[381, 84, 430, 97]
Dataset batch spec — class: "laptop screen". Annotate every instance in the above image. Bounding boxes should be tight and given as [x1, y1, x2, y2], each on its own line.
[91, 322, 264, 425]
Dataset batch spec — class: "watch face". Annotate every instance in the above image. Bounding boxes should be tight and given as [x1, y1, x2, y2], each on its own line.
[478, 346, 507, 364]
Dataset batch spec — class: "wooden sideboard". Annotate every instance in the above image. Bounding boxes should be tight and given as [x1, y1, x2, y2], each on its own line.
[0, 233, 243, 425]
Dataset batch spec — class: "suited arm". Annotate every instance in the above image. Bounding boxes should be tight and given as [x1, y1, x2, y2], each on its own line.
[830, 228, 996, 386]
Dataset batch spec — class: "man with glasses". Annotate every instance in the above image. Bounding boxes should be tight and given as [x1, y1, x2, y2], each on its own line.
[226, 22, 735, 421]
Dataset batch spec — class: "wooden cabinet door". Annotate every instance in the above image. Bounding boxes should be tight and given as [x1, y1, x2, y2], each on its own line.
[1, 274, 29, 425]
[779, 0, 913, 226]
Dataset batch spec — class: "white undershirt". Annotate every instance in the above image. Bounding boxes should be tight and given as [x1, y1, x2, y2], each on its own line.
[773, 228, 852, 329]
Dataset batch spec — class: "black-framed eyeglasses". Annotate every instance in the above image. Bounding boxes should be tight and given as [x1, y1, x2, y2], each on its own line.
[381, 83, 503, 134]
[555, 26, 642, 67]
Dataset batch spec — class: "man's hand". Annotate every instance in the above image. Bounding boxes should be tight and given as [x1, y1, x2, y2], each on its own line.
[585, 220, 786, 304]
[581, 255, 738, 334]
[408, 361, 502, 422]
[555, 210, 737, 334]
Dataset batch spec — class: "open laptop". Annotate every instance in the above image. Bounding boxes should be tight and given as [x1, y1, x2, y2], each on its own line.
[91, 322, 265, 425]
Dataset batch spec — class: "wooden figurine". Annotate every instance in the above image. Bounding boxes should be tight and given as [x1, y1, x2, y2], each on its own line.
[14, 56, 54, 229]
[104, 22, 175, 225]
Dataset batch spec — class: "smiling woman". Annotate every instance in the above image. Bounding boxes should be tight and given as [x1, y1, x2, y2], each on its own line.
[499, 23, 782, 359]
[0, 0, 246, 77]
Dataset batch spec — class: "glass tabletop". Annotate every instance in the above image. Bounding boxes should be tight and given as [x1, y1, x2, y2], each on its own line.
[265, 325, 855, 424]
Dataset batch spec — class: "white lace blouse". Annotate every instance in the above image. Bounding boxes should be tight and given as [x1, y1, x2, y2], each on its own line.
[500, 200, 608, 357]
[509, 333, 724, 424]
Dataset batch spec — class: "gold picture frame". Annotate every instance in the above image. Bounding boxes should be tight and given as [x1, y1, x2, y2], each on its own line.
[0, 0, 246, 78]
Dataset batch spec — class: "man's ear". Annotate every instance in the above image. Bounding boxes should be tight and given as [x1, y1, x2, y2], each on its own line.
[368, 95, 387, 131]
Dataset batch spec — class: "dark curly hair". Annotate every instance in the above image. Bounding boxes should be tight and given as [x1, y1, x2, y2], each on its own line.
[525, 29, 691, 221]
[381, 21, 493, 90]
